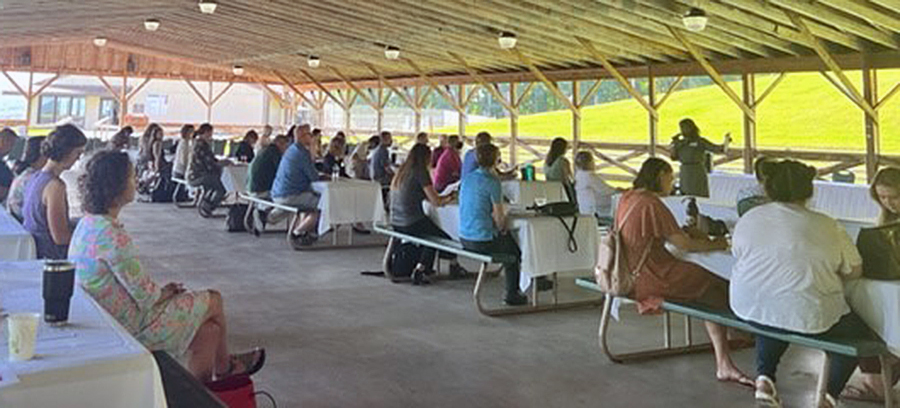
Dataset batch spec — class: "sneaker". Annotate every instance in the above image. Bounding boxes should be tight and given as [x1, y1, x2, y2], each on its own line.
[252, 209, 267, 237]
[536, 277, 554, 292]
[198, 202, 213, 218]
[504, 292, 528, 306]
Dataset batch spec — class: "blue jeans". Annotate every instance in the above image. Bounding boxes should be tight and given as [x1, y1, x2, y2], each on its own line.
[750, 313, 872, 398]
[461, 232, 521, 299]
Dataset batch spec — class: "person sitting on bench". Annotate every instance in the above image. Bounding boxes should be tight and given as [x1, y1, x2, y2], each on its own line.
[736, 156, 775, 217]
[247, 135, 290, 235]
[616, 157, 751, 386]
[573, 151, 619, 225]
[390, 144, 467, 285]
[270, 124, 322, 247]
[172, 124, 194, 180]
[459, 143, 529, 306]
[731, 159, 870, 408]
[70, 150, 265, 382]
[187, 123, 230, 217]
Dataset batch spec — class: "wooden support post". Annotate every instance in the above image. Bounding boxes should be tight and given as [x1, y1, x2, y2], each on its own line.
[742, 73, 757, 174]
[863, 56, 880, 182]
[414, 86, 422, 133]
[120, 74, 128, 127]
[648, 68, 657, 157]
[573, 80, 581, 153]
[510, 82, 518, 165]
[25, 71, 33, 130]
[377, 85, 384, 133]
[458, 85, 466, 137]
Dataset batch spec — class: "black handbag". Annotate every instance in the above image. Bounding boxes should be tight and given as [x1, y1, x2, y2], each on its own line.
[857, 223, 900, 280]
[226, 204, 249, 232]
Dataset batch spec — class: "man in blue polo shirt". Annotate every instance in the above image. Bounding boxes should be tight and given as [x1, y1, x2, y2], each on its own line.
[459, 143, 526, 305]
[270, 124, 321, 247]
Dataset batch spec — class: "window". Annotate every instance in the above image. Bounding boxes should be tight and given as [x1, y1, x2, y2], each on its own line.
[145, 94, 168, 117]
[37, 95, 86, 125]
[100, 98, 119, 125]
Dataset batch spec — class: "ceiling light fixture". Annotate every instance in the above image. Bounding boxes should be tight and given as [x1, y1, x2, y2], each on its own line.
[199, 0, 217, 14]
[384, 46, 400, 60]
[144, 18, 161, 31]
[682, 8, 708, 32]
[498, 32, 517, 49]
[232, 65, 244, 75]
[307, 55, 320, 68]
[93, 37, 108, 47]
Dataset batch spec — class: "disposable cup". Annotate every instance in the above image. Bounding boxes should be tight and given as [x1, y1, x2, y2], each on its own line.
[7, 313, 40, 361]
[535, 197, 548, 207]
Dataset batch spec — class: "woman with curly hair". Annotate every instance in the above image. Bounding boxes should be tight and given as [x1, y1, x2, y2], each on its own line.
[22, 124, 86, 259]
[69, 149, 265, 381]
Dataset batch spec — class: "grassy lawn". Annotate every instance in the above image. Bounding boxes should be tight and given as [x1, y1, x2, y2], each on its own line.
[437, 71, 900, 153]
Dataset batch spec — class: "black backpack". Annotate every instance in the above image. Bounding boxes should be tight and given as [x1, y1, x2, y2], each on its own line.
[388, 242, 422, 279]
[225, 204, 249, 232]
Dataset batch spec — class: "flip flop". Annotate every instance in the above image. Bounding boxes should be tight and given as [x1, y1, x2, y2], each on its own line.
[754, 375, 782, 407]
[841, 383, 884, 403]
[218, 348, 266, 379]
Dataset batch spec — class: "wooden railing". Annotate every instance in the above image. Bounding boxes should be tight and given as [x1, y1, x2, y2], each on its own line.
[328, 128, 900, 184]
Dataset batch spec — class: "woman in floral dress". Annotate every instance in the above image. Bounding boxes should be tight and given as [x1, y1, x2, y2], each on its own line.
[69, 149, 265, 381]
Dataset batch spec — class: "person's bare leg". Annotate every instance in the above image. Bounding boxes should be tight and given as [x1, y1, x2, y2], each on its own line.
[187, 321, 222, 381]
[297, 212, 319, 234]
[706, 321, 753, 386]
[205, 291, 229, 373]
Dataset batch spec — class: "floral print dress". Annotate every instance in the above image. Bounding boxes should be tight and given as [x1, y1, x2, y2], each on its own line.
[69, 214, 210, 355]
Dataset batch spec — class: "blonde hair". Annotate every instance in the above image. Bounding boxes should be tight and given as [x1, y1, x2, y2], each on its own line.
[871, 167, 900, 225]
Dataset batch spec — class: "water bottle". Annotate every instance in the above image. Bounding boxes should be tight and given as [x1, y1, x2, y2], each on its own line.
[332, 166, 340, 181]
[523, 164, 535, 181]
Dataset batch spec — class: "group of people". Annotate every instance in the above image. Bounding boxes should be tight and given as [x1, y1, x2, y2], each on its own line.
[613, 153, 900, 406]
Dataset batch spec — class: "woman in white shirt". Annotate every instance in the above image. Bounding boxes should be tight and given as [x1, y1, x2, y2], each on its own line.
[573, 151, 619, 224]
[731, 160, 869, 408]
[173, 124, 194, 180]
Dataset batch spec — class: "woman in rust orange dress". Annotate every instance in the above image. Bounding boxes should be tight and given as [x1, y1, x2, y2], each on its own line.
[615, 157, 751, 386]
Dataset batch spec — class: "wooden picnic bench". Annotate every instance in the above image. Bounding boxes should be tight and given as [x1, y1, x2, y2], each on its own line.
[575, 278, 895, 408]
[171, 177, 201, 209]
[374, 224, 603, 317]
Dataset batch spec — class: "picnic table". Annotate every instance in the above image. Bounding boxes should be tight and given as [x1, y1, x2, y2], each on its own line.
[0, 261, 167, 407]
[0, 208, 35, 260]
[501, 180, 566, 206]
[312, 179, 385, 237]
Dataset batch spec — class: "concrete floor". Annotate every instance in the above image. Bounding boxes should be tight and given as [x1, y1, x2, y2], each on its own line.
[118, 202, 880, 408]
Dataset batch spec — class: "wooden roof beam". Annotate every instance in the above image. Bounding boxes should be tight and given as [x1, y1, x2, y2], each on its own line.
[210, 82, 234, 106]
[328, 66, 380, 111]
[516, 82, 537, 108]
[789, 12, 877, 118]
[448, 52, 517, 115]
[281, 70, 337, 108]
[753, 73, 787, 108]
[816, 0, 900, 34]
[126, 77, 151, 101]
[578, 79, 605, 107]
[510, 50, 578, 116]
[577, 37, 658, 118]
[364, 63, 420, 113]
[404, 59, 464, 113]
[769, 0, 899, 50]
[876, 82, 900, 110]
[668, 27, 755, 120]
[1, 71, 28, 97]
[654, 76, 684, 109]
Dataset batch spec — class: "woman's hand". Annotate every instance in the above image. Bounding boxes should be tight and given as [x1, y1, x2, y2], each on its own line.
[710, 236, 729, 251]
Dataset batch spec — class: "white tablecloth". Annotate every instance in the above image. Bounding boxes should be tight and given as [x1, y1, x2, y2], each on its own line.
[221, 164, 248, 194]
[425, 203, 597, 291]
[313, 179, 385, 236]
[0, 209, 35, 261]
[0, 261, 166, 408]
[501, 181, 566, 206]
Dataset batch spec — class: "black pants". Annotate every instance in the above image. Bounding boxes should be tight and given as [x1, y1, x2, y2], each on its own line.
[751, 313, 872, 398]
[393, 218, 456, 272]
[461, 232, 521, 298]
[189, 174, 226, 209]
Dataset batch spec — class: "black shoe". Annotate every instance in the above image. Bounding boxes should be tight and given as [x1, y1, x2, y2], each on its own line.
[198, 202, 213, 218]
[252, 209, 267, 237]
[448, 263, 470, 280]
[352, 225, 371, 235]
[289, 232, 316, 250]
[536, 277, 554, 292]
[504, 292, 528, 306]
[411, 267, 431, 286]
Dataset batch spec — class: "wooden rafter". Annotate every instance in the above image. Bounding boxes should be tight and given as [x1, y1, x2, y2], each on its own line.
[210, 82, 234, 106]
[364, 63, 420, 113]
[126, 77, 152, 101]
[274, 71, 324, 108]
[405, 59, 464, 113]
[448, 52, 517, 114]
[788, 12, 876, 117]
[668, 27, 755, 120]
[328, 66, 379, 111]
[1, 71, 28, 97]
[753, 73, 787, 107]
[577, 37, 657, 118]
[510, 50, 577, 115]
[579, 79, 604, 107]
[183, 78, 209, 106]
[654, 76, 684, 109]
[516, 82, 537, 107]
[876, 82, 900, 110]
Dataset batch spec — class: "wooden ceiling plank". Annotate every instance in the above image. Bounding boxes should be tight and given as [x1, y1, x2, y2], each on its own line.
[816, 0, 900, 34]
[768, 0, 898, 49]
[668, 27, 755, 120]
[723, 0, 864, 50]
[577, 37, 658, 118]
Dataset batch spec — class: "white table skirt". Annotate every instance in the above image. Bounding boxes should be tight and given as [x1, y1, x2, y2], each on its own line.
[425, 203, 597, 291]
[220, 164, 248, 194]
[0, 209, 35, 261]
[0, 261, 166, 408]
[502, 181, 566, 206]
[313, 179, 385, 236]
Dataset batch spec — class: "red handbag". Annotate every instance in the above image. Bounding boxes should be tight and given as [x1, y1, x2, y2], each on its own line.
[206, 374, 276, 408]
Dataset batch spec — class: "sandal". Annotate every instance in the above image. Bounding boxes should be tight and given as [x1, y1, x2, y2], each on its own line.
[754, 375, 782, 407]
[218, 348, 266, 379]
[841, 383, 884, 403]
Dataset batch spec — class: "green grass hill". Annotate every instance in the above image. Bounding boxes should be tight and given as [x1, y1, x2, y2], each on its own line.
[437, 71, 900, 153]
